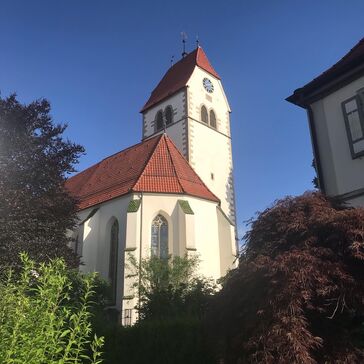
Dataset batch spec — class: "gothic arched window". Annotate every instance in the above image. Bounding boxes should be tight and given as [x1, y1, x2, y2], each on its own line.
[155, 110, 164, 131]
[201, 105, 208, 124]
[210, 110, 217, 129]
[165, 106, 173, 126]
[109, 219, 119, 304]
[151, 215, 168, 259]
[74, 234, 82, 257]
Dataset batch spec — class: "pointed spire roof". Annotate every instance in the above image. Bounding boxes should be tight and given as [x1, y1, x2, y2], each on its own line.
[66, 134, 219, 210]
[141, 47, 220, 112]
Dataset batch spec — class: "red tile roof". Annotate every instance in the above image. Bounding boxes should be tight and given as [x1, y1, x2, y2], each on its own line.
[287, 37, 364, 107]
[141, 47, 220, 112]
[66, 134, 219, 210]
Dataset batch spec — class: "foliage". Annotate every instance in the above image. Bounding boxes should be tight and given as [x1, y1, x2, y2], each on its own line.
[127, 254, 216, 321]
[0, 253, 104, 364]
[209, 192, 364, 363]
[97, 317, 215, 364]
[0, 94, 84, 270]
[311, 158, 319, 189]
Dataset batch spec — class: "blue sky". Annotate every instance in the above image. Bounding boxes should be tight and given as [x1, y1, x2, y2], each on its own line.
[1, 1, 364, 238]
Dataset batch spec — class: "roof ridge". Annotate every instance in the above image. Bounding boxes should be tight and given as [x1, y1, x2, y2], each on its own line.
[68, 134, 161, 183]
[131, 133, 165, 190]
[163, 134, 186, 193]
[164, 135, 220, 202]
[101, 133, 161, 162]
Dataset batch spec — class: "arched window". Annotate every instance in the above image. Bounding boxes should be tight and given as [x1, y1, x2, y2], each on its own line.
[209, 110, 217, 129]
[155, 110, 164, 131]
[201, 105, 208, 124]
[165, 106, 173, 126]
[109, 220, 119, 304]
[151, 215, 168, 259]
[74, 233, 83, 257]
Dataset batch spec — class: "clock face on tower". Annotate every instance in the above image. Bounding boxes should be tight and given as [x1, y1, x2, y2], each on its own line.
[203, 78, 214, 93]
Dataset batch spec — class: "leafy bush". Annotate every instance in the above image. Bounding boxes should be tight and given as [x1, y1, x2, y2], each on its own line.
[209, 192, 364, 363]
[97, 318, 215, 364]
[90, 255, 217, 363]
[0, 253, 104, 364]
[127, 254, 216, 321]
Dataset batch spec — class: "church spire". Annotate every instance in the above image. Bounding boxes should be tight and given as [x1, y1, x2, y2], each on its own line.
[181, 32, 188, 58]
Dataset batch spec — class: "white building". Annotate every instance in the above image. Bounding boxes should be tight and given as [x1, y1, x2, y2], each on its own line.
[66, 47, 238, 324]
[287, 37, 364, 207]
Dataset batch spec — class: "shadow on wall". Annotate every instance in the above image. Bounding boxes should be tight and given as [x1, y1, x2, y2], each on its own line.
[225, 169, 236, 225]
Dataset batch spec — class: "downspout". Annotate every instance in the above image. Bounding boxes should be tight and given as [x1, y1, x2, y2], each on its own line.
[138, 192, 143, 317]
[307, 105, 326, 194]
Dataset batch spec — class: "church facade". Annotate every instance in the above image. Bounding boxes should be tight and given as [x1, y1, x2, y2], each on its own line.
[66, 47, 238, 325]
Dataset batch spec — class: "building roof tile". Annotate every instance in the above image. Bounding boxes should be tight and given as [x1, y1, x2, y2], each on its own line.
[287, 37, 364, 106]
[65, 134, 219, 210]
[141, 47, 220, 112]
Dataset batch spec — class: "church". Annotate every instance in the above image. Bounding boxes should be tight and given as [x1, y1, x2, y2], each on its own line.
[66, 46, 238, 325]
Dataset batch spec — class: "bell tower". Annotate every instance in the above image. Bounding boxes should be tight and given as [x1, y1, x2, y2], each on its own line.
[141, 47, 236, 225]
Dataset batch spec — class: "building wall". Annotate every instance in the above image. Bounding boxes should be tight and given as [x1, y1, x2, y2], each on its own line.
[142, 90, 188, 158]
[74, 192, 237, 324]
[141, 66, 237, 225]
[311, 74, 364, 201]
[186, 66, 236, 224]
[74, 195, 131, 313]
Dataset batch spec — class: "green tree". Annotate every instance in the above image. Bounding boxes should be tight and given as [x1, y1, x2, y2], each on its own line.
[209, 192, 364, 363]
[0, 253, 104, 364]
[128, 254, 216, 321]
[0, 94, 84, 269]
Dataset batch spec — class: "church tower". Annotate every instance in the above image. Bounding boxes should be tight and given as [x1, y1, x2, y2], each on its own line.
[141, 47, 236, 225]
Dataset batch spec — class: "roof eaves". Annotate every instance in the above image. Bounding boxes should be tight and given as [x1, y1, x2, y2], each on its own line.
[140, 86, 187, 113]
[287, 38, 364, 107]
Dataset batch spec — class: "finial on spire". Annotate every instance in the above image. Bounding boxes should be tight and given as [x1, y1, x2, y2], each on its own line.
[196, 35, 200, 48]
[181, 32, 188, 58]
[170, 55, 174, 67]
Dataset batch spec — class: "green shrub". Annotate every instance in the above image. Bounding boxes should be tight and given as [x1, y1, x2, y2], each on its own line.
[0, 253, 104, 364]
[127, 254, 216, 321]
[98, 318, 215, 364]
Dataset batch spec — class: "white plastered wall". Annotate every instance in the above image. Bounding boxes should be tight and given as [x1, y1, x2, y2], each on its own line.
[141, 66, 237, 225]
[74, 195, 131, 314]
[186, 66, 236, 224]
[137, 193, 236, 279]
[75, 192, 237, 324]
[311, 75, 364, 199]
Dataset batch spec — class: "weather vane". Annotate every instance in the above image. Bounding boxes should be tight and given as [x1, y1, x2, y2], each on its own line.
[181, 32, 188, 58]
[196, 35, 200, 48]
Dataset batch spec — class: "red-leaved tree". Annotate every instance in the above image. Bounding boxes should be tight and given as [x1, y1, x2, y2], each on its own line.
[209, 192, 364, 363]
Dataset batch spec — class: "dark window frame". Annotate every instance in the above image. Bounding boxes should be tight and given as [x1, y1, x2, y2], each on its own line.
[342, 94, 364, 159]
[201, 105, 208, 124]
[151, 214, 168, 259]
[108, 219, 119, 305]
[155, 110, 164, 132]
[209, 109, 217, 129]
[165, 105, 173, 126]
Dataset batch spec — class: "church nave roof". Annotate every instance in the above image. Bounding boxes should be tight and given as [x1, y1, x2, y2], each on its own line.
[65, 134, 219, 210]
